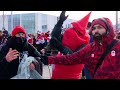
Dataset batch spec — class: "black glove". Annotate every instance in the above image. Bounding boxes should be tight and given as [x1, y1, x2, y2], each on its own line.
[59, 11, 69, 22]
[55, 11, 69, 29]
[40, 55, 48, 65]
[51, 11, 68, 39]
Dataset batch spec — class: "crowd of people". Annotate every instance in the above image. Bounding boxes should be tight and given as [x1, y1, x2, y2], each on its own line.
[0, 11, 120, 79]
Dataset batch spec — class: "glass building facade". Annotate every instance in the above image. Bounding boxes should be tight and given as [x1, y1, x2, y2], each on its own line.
[0, 13, 75, 34]
[21, 13, 35, 34]
[41, 14, 47, 32]
[8, 14, 20, 33]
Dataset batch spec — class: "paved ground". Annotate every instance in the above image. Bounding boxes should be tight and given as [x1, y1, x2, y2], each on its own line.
[42, 65, 52, 79]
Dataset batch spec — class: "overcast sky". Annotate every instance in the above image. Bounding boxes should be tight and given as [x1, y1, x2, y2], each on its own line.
[0, 11, 119, 25]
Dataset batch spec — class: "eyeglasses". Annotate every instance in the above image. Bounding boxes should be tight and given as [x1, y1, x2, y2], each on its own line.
[15, 33, 25, 37]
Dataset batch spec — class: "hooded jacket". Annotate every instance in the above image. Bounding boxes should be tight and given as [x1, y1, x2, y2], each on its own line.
[48, 17, 120, 79]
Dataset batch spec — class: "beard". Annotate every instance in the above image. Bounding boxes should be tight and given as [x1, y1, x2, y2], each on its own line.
[93, 32, 106, 41]
[10, 36, 27, 52]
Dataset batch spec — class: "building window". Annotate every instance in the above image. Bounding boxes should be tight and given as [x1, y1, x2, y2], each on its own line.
[68, 24, 71, 28]
[42, 25, 47, 32]
[21, 13, 35, 34]
[66, 24, 67, 28]
[42, 25, 47, 29]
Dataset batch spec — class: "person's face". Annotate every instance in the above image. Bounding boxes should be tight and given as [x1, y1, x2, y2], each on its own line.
[86, 27, 90, 33]
[0, 32, 3, 36]
[11, 32, 27, 52]
[117, 33, 120, 39]
[15, 33, 25, 37]
[92, 24, 107, 37]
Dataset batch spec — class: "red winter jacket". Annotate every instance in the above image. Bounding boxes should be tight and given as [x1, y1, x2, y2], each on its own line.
[48, 18, 120, 79]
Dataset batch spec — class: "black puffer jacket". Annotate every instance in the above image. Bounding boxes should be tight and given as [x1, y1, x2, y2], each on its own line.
[0, 38, 41, 79]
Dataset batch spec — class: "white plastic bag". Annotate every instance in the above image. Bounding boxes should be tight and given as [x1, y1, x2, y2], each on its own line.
[11, 53, 42, 79]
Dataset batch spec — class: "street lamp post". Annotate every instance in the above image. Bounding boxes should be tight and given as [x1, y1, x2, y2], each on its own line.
[11, 11, 13, 30]
[3, 11, 4, 30]
[116, 11, 118, 30]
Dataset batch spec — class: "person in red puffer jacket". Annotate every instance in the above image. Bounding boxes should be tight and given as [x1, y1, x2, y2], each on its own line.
[41, 16, 120, 79]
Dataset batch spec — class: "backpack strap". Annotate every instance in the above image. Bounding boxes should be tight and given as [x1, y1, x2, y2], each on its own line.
[93, 39, 118, 77]
[74, 44, 86, 52]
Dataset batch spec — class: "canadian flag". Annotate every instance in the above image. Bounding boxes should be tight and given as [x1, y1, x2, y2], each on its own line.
[91, 54, 94, 57]
[111, 50, 115, 56]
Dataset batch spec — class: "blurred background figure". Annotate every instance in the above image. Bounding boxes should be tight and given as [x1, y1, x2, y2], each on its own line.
[0, 30, 3, 45]
[116, 31, 120, 39]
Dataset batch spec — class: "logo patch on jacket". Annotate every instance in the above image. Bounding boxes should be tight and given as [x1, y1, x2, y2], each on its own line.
[91, 54, 94, 57]
[111, 50, 115, 56]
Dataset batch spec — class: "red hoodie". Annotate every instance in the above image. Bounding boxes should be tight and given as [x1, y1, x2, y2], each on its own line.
[51, 12, 91, 79]
[52, 52, 84, 79]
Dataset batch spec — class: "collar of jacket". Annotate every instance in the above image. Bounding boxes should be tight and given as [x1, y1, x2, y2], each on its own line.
[94, 34, 114, 50]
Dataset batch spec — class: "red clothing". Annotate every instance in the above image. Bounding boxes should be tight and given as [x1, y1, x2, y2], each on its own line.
[28, 38, 33, 43]
[37, 35, 43, 40]
[52, 64, 84, 79]
[48, 18, 120, 79]
[51, 52, 84, 79]
[44, 36, 50, 41]
[51, 12, 91, 79]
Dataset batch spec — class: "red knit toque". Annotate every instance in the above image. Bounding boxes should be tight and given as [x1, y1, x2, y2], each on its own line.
[11, 25, 26, 37]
